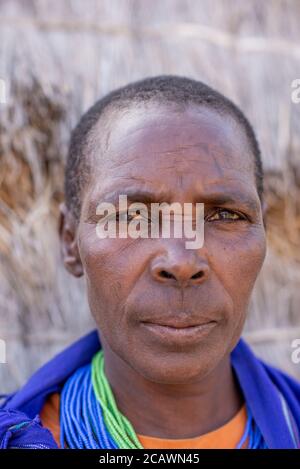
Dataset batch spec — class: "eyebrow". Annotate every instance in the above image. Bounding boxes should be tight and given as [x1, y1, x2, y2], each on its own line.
[84, 188, 172, 218]
[198, 192, 260, 213]
[98, 189, 173, 206]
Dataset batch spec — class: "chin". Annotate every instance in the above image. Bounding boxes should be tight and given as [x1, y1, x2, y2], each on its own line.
[131, 349, 219, 385]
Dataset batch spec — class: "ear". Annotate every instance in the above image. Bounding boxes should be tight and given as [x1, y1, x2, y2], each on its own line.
[58, 203, 84, 277]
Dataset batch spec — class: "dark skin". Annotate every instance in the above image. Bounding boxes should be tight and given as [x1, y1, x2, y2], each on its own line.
[59, 104, 267, 438]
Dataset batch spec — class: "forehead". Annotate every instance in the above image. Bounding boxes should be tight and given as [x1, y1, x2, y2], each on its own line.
[85, 104, 257, 205]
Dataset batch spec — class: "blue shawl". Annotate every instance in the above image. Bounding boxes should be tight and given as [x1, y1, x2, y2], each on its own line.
[1, 330, 300, 449]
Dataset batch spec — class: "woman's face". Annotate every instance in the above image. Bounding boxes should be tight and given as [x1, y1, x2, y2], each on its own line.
[63, 104, 266, 384]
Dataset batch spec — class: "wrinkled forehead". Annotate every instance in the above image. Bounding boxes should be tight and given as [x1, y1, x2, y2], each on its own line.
[84, 103, 257, 203]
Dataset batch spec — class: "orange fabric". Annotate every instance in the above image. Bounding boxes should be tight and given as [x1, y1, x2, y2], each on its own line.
[40, 393, 247, 449]
[136, 406, 247, 449]
[40, 393, 61, 447]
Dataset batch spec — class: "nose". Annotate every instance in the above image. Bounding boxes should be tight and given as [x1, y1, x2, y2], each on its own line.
[150, 248, 210, 288]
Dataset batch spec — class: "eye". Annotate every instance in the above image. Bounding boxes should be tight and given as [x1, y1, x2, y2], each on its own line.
[116, 211, 130, 222]
[206, 209, 246, 222]
[116, 210, 152, 223]
[115, 211, 134, 222]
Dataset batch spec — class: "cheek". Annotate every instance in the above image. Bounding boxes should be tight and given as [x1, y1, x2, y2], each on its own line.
[77, 225, 146, 330]
[207, 225, 266, 285]
[206, 225, 266, 322]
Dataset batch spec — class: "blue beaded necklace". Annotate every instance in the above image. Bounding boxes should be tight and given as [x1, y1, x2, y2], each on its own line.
[60, 361, 267, 449]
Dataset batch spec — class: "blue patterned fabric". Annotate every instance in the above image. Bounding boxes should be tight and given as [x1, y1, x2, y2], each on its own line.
[0, 409, 57, 449]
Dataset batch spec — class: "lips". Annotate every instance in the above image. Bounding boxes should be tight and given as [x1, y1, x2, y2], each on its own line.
[141, 317, 216, 329]
[140, 318, 217, 345]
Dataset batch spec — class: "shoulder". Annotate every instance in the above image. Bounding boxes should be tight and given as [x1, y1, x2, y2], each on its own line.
[0, 408, 58, 449]
[2, 329, 100, 417]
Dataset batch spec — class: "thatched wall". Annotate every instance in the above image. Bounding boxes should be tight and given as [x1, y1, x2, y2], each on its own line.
[0, 0, 300, 393]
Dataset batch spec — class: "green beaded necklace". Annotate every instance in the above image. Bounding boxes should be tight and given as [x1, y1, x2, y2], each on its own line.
[91, 350, 143, 449]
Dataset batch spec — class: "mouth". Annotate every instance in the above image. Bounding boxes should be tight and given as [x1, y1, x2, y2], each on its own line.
[140, 319, 217, 345]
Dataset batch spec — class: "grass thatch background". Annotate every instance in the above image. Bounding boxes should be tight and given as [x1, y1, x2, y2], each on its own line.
[0, 0, 300, 393]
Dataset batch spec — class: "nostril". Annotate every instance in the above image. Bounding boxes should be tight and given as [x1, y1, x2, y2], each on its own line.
[159, 270, 176, 280]
[191, 271, 204, 280]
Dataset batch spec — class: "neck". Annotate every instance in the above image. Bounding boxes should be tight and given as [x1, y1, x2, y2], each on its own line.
[100, 339, 243, 439]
